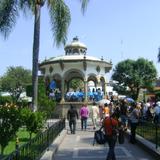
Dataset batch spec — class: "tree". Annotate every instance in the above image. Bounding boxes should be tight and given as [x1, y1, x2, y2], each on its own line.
[0, 0, 89, 111]
[38, 77, 56, 118]
[112, 58, 157, 100]
[0, 104, 21, 155]
[0, 66, 32, 103]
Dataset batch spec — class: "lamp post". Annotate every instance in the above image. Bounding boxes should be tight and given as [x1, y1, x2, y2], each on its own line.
[15, 137, 19, 159]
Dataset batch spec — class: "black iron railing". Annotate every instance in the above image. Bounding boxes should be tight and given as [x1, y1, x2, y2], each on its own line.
[2, 118, 65, 160]
[136, 120, 160, 149]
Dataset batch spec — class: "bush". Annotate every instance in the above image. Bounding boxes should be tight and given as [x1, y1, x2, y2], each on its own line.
[0, 96, 12, 105]
[0, 104, 21, 155]
[20, 108, 46, 140]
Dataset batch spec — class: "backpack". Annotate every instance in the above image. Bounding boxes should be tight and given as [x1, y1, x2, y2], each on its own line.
[93, 129, 107, 145]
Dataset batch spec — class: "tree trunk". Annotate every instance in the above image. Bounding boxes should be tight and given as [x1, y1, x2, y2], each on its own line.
[29, 132, 32, 141]
[1, 146, 4, 155]
[136, 88, 140, 101]
[32, 4, 41, 111]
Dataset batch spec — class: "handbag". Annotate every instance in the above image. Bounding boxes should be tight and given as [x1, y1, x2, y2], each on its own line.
[93, 128, 107, 145]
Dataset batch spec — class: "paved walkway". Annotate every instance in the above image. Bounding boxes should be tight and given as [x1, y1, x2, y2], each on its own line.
[51, 120, 155, 160]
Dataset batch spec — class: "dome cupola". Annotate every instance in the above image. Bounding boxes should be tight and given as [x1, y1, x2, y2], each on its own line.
[64, 36, 87, 55]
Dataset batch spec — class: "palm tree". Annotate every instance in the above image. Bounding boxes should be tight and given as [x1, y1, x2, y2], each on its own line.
[0, 0, 89, 111]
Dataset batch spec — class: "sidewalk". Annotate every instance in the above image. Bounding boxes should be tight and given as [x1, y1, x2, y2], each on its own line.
[40, 119, 159, 160]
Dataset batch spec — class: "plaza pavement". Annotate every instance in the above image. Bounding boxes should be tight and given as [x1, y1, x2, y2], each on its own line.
[40, 119, 160, 160]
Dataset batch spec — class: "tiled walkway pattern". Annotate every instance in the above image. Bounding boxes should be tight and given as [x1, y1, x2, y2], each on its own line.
[53, 121, 155, 160]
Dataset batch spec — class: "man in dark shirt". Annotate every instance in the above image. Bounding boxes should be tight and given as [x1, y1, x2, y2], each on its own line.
[67, 104, 79, 134]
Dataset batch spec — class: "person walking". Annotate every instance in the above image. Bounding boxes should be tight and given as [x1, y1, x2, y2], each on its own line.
[103, 113, 118, 160]
[103, 103, 110, 118]
[120, 99, 128, 130]
[80, 103, 89, 130]
[154, 101, 160, 124]
[91, 101, 99, 130]
[67, 104, 79, 134]
[129, 103, 141, 144]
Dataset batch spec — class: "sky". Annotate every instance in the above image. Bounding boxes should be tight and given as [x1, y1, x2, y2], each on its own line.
[0, 0, 160, 80]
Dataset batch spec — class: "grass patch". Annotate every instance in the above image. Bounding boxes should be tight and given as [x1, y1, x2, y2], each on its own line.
[3, 128, 36, 156]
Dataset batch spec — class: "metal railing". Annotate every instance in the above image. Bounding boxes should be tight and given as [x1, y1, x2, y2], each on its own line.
[136, 120, 160, 149]
[2, 118, 65, 160]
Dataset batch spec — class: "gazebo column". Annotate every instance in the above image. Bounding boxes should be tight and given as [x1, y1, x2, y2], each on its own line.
[97, 82, 101, 89]
[96, 76, 101, 89]
[84, 80, 88, 102]
[104, 82, 107, 98]
[60, 78, 65, 103]
[67, 81, 70, 92]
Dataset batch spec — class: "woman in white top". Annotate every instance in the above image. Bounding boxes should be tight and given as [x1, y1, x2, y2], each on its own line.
[91, 101, 99, 130]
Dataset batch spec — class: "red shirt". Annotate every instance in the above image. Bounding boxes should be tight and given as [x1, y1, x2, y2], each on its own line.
[103, 117, 118, 136]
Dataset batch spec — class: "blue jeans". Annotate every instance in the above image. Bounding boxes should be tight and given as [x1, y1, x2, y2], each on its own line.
[120, 115, 128, 127]
[81, 117, 87, 130]
[106, 136, 117, 160]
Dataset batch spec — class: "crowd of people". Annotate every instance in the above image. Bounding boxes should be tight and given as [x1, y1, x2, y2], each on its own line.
[66, 97, 160, 160]
[49, 88, 104, 102]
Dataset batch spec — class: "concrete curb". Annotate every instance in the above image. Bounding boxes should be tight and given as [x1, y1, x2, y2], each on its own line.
[40, 129, 67, 160]
[126, 130, 160, 160]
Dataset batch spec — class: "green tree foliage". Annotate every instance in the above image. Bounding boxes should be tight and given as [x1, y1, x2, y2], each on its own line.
[70, 78, 84, 90]
[0, 0, 89, 111]
[38, 77, 56, 118]
[0, 66, 32, 102]
[0, 104, 21, 155]
[20, 107, 45, 140]
[112, 58, 157, 100]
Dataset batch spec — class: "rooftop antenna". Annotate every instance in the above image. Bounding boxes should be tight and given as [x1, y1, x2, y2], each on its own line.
[158, 47, 160, 62]
[121, 39, 124, 60]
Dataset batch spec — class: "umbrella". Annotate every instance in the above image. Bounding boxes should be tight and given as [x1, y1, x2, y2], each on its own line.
[49, 80, 56, 90]
[98, 99, 110, 106]
[125, 97, 134, 103]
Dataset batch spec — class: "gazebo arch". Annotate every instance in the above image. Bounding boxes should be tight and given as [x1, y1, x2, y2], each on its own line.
[87, 74, 98, 87]
[64, 69, 84, 81]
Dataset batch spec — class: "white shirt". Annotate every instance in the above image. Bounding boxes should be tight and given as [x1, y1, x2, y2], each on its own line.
[91, 105, 99, 118]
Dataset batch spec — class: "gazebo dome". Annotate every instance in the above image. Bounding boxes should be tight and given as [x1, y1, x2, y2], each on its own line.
[64, 37, 87, 55]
